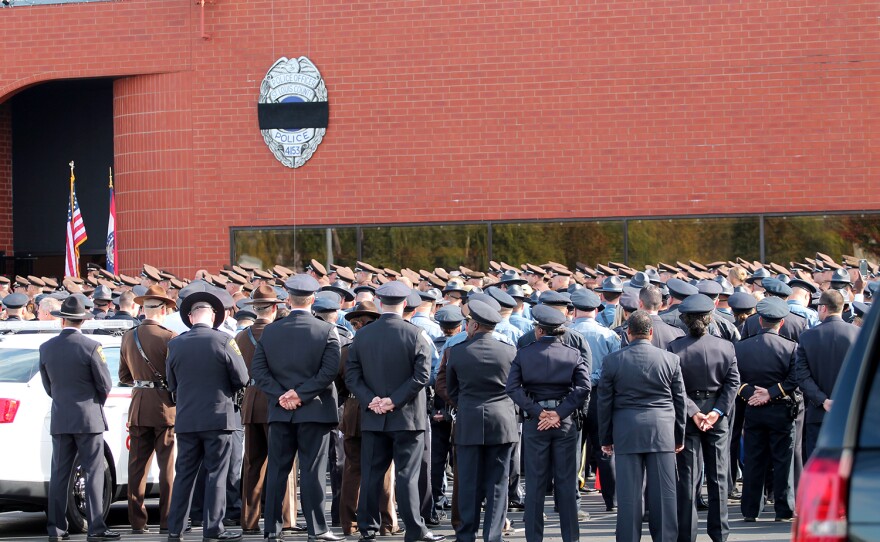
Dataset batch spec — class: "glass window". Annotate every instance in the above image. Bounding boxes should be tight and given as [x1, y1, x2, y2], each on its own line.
[232, 227, 358, 271]
[764, 214, 880, 264]
[360, 224, 488, 271]
[492, 221, 625, 269]
[627, 216, 760, 269]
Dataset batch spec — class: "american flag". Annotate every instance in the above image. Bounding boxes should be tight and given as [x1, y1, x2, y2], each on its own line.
[64, 166, 88, 278]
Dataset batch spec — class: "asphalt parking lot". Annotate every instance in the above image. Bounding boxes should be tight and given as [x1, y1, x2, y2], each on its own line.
[0, 492, 792, 542]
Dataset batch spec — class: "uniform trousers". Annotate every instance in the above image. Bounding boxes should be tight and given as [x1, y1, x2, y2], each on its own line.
[741, 404, 795, 519]
[48, 433, 108, 537]
[793, 398, 805, 489]
[728, 399, 746, 490]
[804, 422, 822, 464]
[329, 428, 345, 524]
[190, 426, 243, 524]
[430, 419, 453, 507]
[340, 434, 398, 535]
[127, 425, 175, 530]
[522, 416, 579, 542]
[508, 429, 524, 505]
[264, 422, 332, 537]
[419, 420, 435, 521]
[455, 443, 513, 542]
[167, 430, 232, 538]
[615, 451, 678, 542]
[585, 392, 616, 508]
[359, 430, 428, 542]
[241, 422, 297, 532]
[676, 398, 730, 542]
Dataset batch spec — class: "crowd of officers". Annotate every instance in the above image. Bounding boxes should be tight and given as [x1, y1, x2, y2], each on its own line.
[8, 251, 873, 542]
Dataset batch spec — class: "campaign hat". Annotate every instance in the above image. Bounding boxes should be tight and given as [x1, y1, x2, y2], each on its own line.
[50, 295, 95, 320]
[345, 300, 381, 321]
[180, 291, 225, 329]
[134, 285, 177, 310]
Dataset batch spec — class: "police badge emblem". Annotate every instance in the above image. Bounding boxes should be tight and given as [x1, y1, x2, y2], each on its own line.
[258, 56, 328, 169]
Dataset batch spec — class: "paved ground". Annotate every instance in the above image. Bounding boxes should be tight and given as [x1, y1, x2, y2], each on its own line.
[0, 492, 793, 541]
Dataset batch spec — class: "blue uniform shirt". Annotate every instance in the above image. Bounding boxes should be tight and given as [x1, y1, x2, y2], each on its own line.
[570, 316, 621, 385]
[787, 300, 819, 328]
[597, 303, 618, 328]
[508, 313, 533, 334]
[495, 317, 525, 344]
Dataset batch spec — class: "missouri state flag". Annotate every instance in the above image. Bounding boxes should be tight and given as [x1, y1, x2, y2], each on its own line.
[106, 168, 119, 274]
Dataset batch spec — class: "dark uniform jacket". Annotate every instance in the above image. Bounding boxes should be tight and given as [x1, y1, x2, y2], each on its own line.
[506, 336, 590, 421]
[795, 316, 860, 423]
[662, 307, 740, 342]
[741, 311, 807, 342]
[166, 323, 249, 433]
[734, 329, 798, 404]
[667, 333, 740, 417]
[598, 339, 686, 454]
[446, 332, 518, 446]
[235, 318, 272, 425]
[251, 310, 341, 425]
[39, 329, 112, 435]
[345, 313, 432, 432]
[621, 314, 685, 349]
[119, 319, 176, 427]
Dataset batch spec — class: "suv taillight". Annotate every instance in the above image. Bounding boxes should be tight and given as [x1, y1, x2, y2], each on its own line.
[0, 398, 20, 423]
[793, 452, 851, 542]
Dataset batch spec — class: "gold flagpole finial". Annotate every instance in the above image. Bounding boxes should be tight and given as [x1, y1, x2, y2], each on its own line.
[109, 166, 113, 189]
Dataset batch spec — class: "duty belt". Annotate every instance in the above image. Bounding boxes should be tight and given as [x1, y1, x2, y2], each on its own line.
[687, 390, 717, 400]
[133, 380, 163, 389]
[536, 399, 563, 409]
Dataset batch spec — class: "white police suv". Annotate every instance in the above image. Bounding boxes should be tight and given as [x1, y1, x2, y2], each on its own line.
[0, 321, 162, 533]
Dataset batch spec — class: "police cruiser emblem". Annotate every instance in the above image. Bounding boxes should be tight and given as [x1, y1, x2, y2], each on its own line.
[258, 56, 328, 168]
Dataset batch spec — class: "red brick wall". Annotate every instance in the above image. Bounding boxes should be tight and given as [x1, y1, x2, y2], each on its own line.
[0, 103, 11, 255]
[2, 0, 880, 276]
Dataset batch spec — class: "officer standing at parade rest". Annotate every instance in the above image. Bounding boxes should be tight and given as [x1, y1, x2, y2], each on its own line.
[667, 294, 739, 542]
[165, 290, 249, 542]
[236, 285, 301, 536]
[251, 276, 343, 542]
[118, 285, 178, 535]
[345, 281, 445, 542]
[445, 300, 519, 542]
[506, 305, 590, 542]
[598, 310, 686, 542]
[39, 296, 120, 542]
[734, 297, 800, 522]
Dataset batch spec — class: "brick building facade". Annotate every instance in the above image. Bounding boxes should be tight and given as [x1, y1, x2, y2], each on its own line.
[2, 0, 879, 276]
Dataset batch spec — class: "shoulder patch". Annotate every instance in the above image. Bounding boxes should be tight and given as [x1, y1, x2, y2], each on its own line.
[96, 345, 107, 363]
[229, 338, 242, 355]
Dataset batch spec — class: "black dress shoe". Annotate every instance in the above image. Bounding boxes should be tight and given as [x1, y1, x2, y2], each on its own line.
[192, 520, 203, 528]
[223, 518, 242, 527]
[167, 535, 183, 542]
[87, 530, 122, 542]
[132, 527, 151, 534]
[48, 533, 70, 542]
[203, 531, 243, 541]
[743, 517, 757, 522]
[241, 529, 261, 535]
[286, 524, 307, 533]
[414, 533, 446, 542]
[308, 532, 344, 542]
[507, 501, 524, 511]
[606, 505, 616, 512]
[696, 500, 709, 511]
[357, 532, 377, 541]
[424, 516, 441, 527]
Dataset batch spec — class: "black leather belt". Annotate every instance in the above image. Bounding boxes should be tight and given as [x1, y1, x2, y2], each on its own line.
[688, 390, 717, 400]
[133, 380, 163, 389]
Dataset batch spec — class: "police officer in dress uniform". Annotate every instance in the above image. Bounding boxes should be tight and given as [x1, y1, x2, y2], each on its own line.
[569, 289, 621, 511]
[39, 296, 121, 542]
[598, 310, 686, 542]
[250, 275, 343, 542]
[1, 292, 28, 321]
[165, 291, 249, 542]
[118, 285, 177, 534]
[667, 295, 739, 542]
[734, 297, 799, 522]
[624, 285, 685, 349]
[337, 301, 401, 537]
[795, 289, 860, 461]
[344, 281, 445, 542]
[235, 285, 300, 536]
[445, 300, 519, 542]
[740, 278, 808, 342]
[506, 305, 590, 542]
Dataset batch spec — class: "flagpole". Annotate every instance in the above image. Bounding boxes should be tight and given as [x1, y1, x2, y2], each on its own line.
[68, 161, 77, 278]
